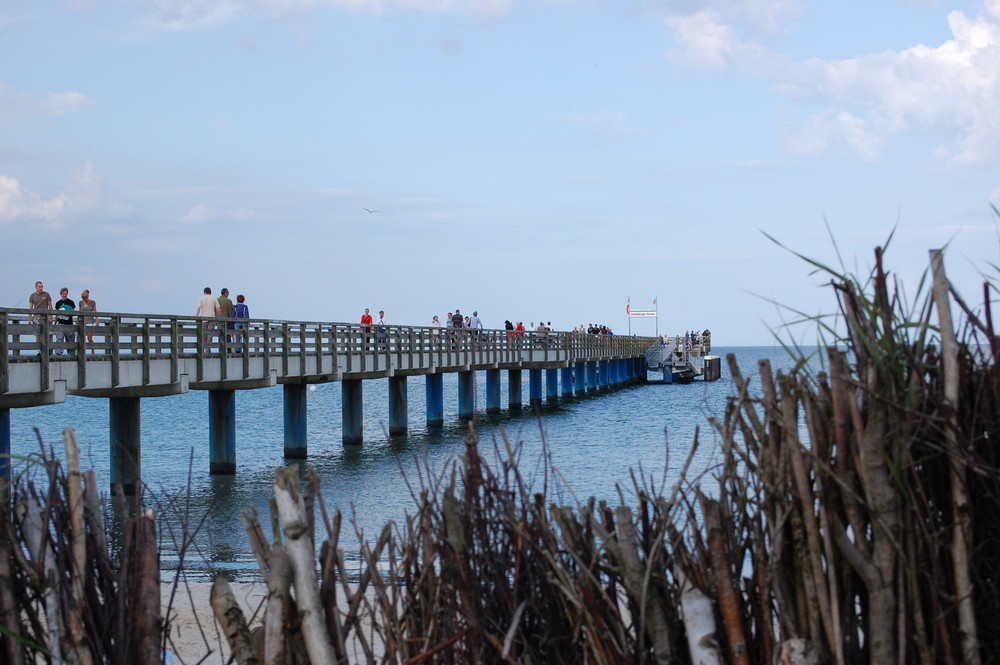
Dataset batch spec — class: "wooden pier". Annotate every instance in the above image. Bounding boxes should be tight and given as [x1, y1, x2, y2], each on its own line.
[1, 308, 654, 489]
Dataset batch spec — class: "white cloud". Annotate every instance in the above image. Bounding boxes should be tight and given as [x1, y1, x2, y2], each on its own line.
[0, 83, 94, 121]
[0, 163, 101, 225]
[785, 111, 883, 161]
[132, 0, 516, 28]
[180, 203, 261, 223]
[181, 203, 219, 223]
[658, 0, 1000, 164]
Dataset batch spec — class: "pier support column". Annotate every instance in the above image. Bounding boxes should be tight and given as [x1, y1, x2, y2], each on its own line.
[426, 374, 444, 428]
[599, 360, 609, 389]
[0, 408, 8, 483]
[110, 397, 142, 492]
[342, 379, 363, 445]
[662, 367, 673, 384]
[586, 361, 598, 392]
[458, 370, 475, 420]
[560, 366, 573, 397]
[389, 376, 408, 436]
[486, 369, 501, 414]
[209, 390, 236, 475]
[529, 369, 542, 407]
[574, 363, 586, 395]
[545, 368, 558, 402]
[508, 369, 522, 411]
[283, 384, 308, 459]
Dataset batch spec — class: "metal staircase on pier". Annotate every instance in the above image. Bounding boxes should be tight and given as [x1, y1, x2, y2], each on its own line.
[645, 333, 719, 383]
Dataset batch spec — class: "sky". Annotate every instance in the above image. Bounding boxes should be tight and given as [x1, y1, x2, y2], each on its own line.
[3, 0, 1000, 346]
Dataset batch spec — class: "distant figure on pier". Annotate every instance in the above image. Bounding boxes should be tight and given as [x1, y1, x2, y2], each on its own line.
[28, 281, 52, 347]
[361, 308, 373, 351]
[377, 310, 387, 350]
[79, 290, 98, 352]
[232, 294, 249, 352]
[55, 287, 76, 355]
[196, 287, 220, 348]
[218, 288, 234, 351]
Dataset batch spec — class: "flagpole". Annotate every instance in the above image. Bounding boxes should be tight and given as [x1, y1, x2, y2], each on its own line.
[627, 297, 631, 336]
[655, 296, 658, 337]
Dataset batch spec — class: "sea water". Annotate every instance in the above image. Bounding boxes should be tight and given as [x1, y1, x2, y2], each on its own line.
[7, 346, 814, 579]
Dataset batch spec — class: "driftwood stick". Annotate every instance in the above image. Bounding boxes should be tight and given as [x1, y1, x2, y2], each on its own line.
[63, 429, 95, 665]
[20, 494, 64, 664]
[930, 248, 981, 665]
[701, 494, 750, 665]
[135, 510, 162, 665]
[211, 576, 262, 665]
[677, 567, 722, 665]
[264, 546, 294, 665]
[273, 466, 336, 664]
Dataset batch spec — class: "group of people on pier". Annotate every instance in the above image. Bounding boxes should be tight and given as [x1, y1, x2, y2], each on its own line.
[26, 281, 99, 354]
[196, 286, 250, 351]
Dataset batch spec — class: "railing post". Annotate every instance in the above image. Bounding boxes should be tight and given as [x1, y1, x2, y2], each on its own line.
[110, 316, 120, 387]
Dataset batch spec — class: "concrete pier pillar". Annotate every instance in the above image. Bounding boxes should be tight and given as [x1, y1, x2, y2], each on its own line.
[560, 366, 573, 397]
[389, 376, 408, 436]
[586, 361, 598, 392]
[110, 397, 142, 492]
[209, 390, 236, 474]
[545, 368, 558, 402]
[508, 369, 522, 411]
[485, 369, 501, 414]
[458, 370, 475, 420]
[0, 408, 8, 484]
[342, 379, 363, 445]
[599, 360, 609, 389]
[283, 384, 308, 459]
[529, 369, 542, 407]
[662, 367, 673, 384]
[574, 362, 586, 395]
[426, 374, 444, 428]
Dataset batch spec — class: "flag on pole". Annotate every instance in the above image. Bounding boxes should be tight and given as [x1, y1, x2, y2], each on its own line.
[626, 297, 630, 316]
[653, 297, 657, 305]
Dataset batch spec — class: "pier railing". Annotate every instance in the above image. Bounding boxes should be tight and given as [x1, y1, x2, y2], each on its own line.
[1, 308, 654, 399]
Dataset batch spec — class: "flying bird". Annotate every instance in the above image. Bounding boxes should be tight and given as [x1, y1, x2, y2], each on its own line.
[363, 208, 378, 214]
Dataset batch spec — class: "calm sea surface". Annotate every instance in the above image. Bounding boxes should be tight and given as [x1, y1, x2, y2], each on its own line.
[9, 346, 816, 579]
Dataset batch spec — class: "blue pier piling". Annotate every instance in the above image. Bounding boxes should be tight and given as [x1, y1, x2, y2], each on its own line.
[529, 369, 542, 407]
[209, 390, 236, 474]
[561, 366, 573, 397]
[599, 360, 610, 389]
[486, 369, 501, 414]
[458, 370, 475, 420]
[343, 379, 363, 444]
[389, 376, 408, 436]
[110, 397, 142, 492]
[283, 384, 308, 459]
[546, 368, 558, 402]
[426, 374, 444, 427]
[574, 362, 586, 395]
[662, 367, 673, 384]
[1, 408, 11, 483]
[508, 369, 523, 410]
[587, 361, 598, 392]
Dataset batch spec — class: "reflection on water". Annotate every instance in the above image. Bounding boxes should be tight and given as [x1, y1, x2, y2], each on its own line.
[9, 347, 807, 580]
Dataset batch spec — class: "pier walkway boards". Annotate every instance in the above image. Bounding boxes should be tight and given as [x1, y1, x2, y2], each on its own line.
[1, 308, 654, 491]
